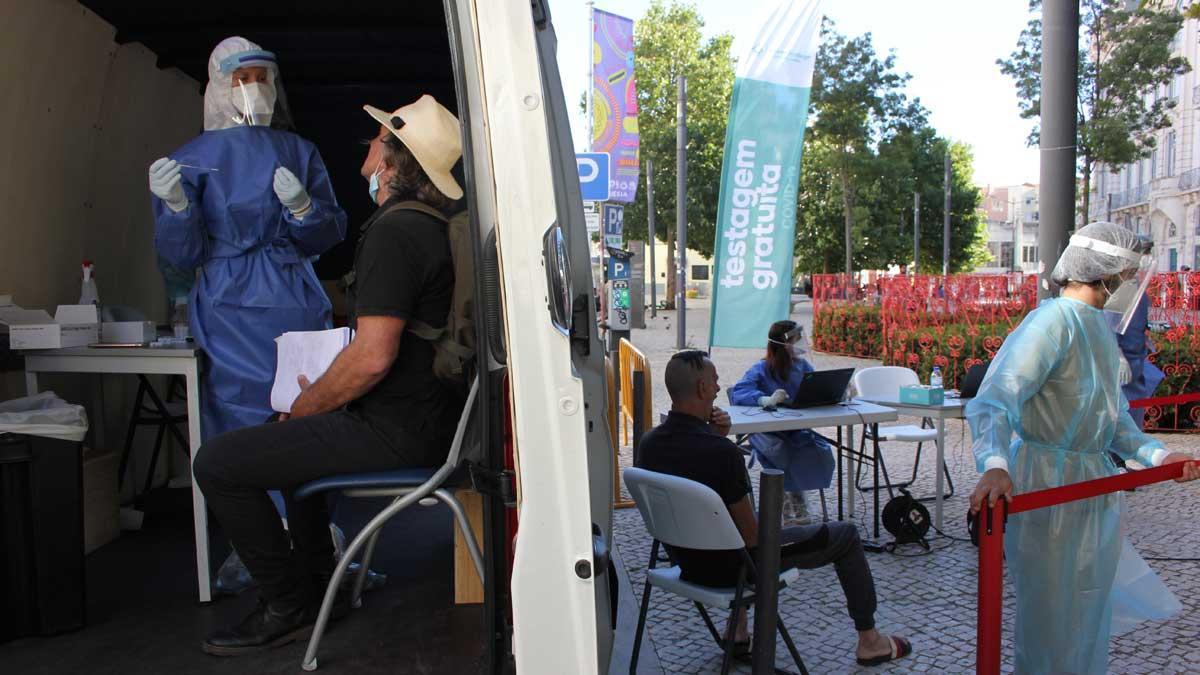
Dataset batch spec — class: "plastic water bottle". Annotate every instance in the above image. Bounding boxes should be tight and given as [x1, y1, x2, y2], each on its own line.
[172, 296, 190, 339]
[79, 261, 99, 305]
[930, 366, 943, 389]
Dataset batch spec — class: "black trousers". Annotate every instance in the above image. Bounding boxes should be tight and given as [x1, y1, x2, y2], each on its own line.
[777, 522, 877, 632]
[193, 408, 439, 609]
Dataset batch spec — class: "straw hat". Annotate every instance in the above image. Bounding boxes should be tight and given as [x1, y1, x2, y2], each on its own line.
[364, 95, 463, 200]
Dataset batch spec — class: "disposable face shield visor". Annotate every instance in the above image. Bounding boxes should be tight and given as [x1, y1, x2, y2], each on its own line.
[1067, 234, 1157, 335]
[768, 325, 810, 356]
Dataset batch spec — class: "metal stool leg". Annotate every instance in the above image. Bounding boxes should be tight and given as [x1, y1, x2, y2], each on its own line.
[351, 528, 383, 610]
[302, 487, 434, 671]
[117, 379, 149, 491]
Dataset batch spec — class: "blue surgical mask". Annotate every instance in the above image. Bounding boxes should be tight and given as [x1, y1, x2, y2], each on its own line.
[367, 159, 384, 203]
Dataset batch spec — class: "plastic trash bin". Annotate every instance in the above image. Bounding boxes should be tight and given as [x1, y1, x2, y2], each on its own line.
[0, 392, 89, 643]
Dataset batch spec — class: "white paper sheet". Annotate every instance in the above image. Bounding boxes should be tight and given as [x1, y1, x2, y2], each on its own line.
[270, 327, 351, 413]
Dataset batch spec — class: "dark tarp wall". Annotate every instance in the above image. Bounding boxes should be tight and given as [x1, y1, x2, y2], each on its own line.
[78, 0, 459, 278]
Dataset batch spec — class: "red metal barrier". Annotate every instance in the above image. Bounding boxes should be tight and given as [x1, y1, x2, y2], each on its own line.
[974, 460, 1196, 674]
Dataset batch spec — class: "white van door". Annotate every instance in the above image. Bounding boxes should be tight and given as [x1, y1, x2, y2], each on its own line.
[465, 0, 616, 673]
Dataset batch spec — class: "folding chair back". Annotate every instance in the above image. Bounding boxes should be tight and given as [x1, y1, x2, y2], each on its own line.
[853, 366, 919, 398]
[623, 468, 743, 551]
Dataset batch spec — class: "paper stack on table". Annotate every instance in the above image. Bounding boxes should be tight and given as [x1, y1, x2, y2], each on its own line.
[270, 327, 351, 413]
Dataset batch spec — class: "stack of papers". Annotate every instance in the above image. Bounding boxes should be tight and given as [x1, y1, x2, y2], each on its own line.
[270, 327, 352, 413]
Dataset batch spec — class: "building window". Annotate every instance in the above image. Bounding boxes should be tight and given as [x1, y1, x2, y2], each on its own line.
[1000, 242, 1014, 270]
[691, 265, 710, 281]
[1170, 248, 1179, 271]
[1168, 131, 1178, 177]
[1195, 207, 1200, 235]
[1170, 73, 1181, 100]
[1169, 221, 1179, 238]
[1151, 149, 1158, 180]
[1136, 216, 1144, 234]
[1195, 245, 1200, 269]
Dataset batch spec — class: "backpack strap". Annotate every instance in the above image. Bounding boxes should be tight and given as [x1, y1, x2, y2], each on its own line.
[387, 200, 449, 224]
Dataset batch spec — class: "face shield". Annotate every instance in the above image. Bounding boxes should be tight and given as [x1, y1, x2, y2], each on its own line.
[203, 38, 294, 131]
[1067, 234, 1156, 335]
[769, 324, 810, 359]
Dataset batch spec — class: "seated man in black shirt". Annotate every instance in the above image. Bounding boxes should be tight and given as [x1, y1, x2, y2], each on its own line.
[636, 350, 912, 667]
[193, 95, 466, 656]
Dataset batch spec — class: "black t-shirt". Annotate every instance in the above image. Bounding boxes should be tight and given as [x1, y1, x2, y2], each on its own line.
[636, 410, 752, 586]
[348, 198, 461, 461]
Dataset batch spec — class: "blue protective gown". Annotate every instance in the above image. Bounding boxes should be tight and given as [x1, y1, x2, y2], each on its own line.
[967, 297, 1173, 674]
[153, 126, 347, 441]
[729, 359, 835, 491]
[1116, 295, 1165, 429]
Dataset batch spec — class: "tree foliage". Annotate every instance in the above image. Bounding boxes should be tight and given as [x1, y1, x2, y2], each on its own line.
[619, 1, 734, 251]
[794, 23, 987, 275]
[998, 0, 1190, 216]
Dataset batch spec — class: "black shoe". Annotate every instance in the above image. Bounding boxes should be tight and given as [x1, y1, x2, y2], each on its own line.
[202, 598, 316, 656]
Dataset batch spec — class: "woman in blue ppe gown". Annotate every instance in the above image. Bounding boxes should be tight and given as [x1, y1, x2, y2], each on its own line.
[729, 320, 835, 519]
[1115, 293, 1165, 430]
[149, 37, 347, 442]
[967, 222, 1197, 673]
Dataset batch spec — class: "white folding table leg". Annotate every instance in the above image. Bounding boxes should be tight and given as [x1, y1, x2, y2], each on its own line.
[934, 417, 946, 530]
[846, 425, 856, 518]
[185, 362, 211, 603]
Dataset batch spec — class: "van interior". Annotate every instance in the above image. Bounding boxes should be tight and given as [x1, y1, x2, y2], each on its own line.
[1, 1, 514, 672]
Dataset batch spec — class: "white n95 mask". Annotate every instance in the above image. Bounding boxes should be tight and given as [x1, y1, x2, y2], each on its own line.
[233, 82, 276, 126]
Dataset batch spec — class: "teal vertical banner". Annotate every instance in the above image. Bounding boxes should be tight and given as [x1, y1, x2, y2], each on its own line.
[709, 0, 823, 349]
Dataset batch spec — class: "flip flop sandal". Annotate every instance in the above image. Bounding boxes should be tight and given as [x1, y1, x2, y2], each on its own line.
[856, 635, 912, 667]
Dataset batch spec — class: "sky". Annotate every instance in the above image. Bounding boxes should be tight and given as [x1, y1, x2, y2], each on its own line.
[550, 0, 1041, 188]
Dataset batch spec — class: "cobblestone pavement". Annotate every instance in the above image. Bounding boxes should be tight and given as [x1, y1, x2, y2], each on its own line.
[613, 301, 1200, 674]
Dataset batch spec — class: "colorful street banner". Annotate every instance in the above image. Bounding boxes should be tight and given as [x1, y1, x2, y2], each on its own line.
[709, 0, 824, 348]
[591, 8, 640, 203]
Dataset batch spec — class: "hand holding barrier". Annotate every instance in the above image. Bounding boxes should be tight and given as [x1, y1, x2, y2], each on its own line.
[975, 459, 1198, 674]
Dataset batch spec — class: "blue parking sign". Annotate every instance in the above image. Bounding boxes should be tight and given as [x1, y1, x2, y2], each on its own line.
[576, 152, 611, 202]
[602, 204, 624, 236]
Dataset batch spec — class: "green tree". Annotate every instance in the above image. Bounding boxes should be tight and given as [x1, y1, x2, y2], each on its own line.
[999, 0, 1190, 218]
[619, 0, 734, 308]
[808, 22, 915, 279]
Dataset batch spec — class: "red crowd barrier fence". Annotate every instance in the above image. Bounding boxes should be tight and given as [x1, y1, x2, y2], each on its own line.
[974, 460, 1197, 674]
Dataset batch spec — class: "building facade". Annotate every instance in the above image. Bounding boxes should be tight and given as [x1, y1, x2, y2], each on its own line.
[978, 183, 1040, 274]
[1089, 9, 1200, 271]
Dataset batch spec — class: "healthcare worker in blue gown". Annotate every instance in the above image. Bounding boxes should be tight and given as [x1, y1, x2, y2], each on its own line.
[729, 320, 835, 522]
[1115, 288, 1165, 431]
[147, 37, 347, 444]
[967, 222, 1198, 674]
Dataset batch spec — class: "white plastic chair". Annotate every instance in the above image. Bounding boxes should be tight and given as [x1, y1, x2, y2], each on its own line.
[852, 367, 953, 498]
[623, 468, 808, 675]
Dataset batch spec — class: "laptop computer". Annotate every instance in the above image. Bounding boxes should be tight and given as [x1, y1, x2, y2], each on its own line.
[779, 368, 856, 409]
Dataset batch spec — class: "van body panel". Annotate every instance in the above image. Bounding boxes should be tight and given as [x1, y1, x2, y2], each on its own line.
[470, 1, 612, 672]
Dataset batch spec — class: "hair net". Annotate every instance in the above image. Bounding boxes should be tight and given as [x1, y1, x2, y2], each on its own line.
[1050, 221, 1145, 285]
[203, 36, 293, 131]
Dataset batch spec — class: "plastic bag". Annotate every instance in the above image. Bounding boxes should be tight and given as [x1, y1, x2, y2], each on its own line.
[0, 392, 88, 442]
[213, 522, 387, 596]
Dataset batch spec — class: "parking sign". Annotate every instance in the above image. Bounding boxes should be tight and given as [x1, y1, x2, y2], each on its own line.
[576, 153, 611, 202]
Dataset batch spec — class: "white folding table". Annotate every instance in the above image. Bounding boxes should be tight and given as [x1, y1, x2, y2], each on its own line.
[855, 395, 967, 530]
[23, 345, 213, 602]
[722, 402, 899, 537]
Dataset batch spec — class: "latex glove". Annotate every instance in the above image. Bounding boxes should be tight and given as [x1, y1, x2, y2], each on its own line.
[1118, 353, 1132, 386]
[273, 167, 312, 218]
[148, 157, 188, 212]
[770, 388, 788, 404]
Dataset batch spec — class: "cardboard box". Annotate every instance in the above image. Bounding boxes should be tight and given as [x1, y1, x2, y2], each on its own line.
[82, 446, 120, 555]
[101, 321, 156, 344]
[2, 305, 100, 349]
